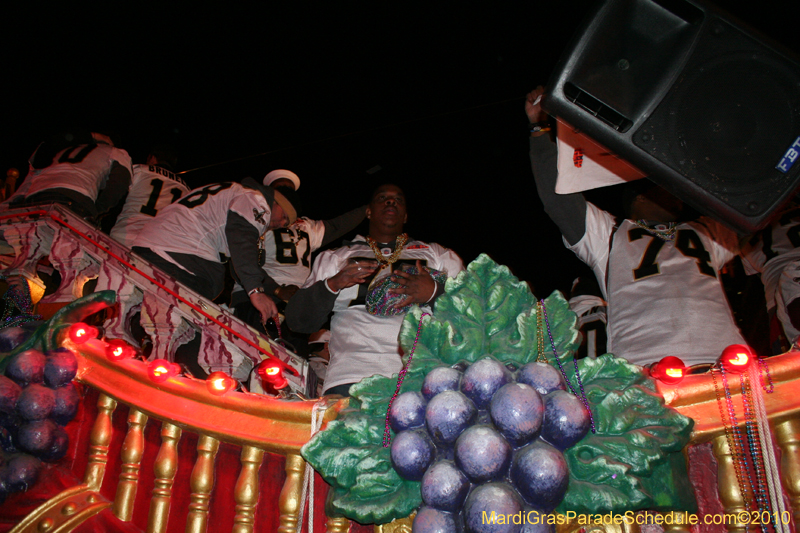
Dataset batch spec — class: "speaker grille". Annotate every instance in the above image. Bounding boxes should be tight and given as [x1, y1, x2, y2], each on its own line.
[634, 17, 800, 216]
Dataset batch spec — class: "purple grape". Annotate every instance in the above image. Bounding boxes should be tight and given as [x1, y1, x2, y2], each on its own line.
[18, 419, 57, 455]
[460, 357, 512, 409]
[510, 441, 569, 511]
[455, 425, 512, 482]
[489, 383, 544, 447]
[517, 363, 566, 396]
[389, 391, 427, 432]
[40, 424, 69, 462]
[540, 391, 590, 451]
[6, 349, 46, 385]
[464, 483, 524, 533]
[413, 506, 460, 533]
[16, 383, 55, 421]
[391, 429, 435, 481]
[422, 367, 462, 400]
[44, 348, 78, 388]
[0, 326, 30, 353]
[1, 453, 42, 492]
[52, 383, 80, 426]
[426, 391, 477, 445]
[421, 460, 471, 512]
[0, 376, 22, 414]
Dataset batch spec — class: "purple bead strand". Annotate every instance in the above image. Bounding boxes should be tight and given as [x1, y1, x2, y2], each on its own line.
[383, 312, 431, 447]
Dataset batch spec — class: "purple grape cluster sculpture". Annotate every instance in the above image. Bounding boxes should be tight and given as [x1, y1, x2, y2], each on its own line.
[390, 358, 588, 533]
[0, 347, 79, 504]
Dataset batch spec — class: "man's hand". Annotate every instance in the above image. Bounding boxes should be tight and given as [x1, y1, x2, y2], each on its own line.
[387, 260, 436, 307]
[275, 284, 299, 302]
[525, 86, 548, 127]
[250, 291, 278, 324]
[327, 259, 379, 292]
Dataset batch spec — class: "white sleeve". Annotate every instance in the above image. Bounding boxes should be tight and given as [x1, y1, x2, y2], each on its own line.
[427, 244, 465, 278]
[566, 202, 616, 274]
[300, 217, 327, 251]
[697, 217, 740, 269]
[229, 190, 271, 235]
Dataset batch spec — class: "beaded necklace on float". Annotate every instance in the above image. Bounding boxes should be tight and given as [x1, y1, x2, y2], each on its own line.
[366, 233, 408, 267]
[633, 220, 678, 241]
[536, 300, 595, 434]
[710, 359, 788, 533]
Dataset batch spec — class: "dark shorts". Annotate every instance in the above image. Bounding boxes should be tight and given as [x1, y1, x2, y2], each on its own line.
[132, 247, 224, 300]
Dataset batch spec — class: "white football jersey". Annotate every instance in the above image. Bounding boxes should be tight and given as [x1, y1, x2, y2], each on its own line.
[110, 165, 190, 248]
[569, 203, 745, 367]
[302, 236, 464, 392]
[24, 143, 132, 200]
[741, 205, 800, 309]
[231, 217, 327, 297]
[134, 182, 271, 270]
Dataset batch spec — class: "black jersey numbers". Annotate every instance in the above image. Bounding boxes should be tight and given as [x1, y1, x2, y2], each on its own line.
[58, 144, 96, 164]
[140, 179, 186, 217]
[629, 228, 665, 279]
[178, 182, 233, 209]
[758, 208, 800, 261]
[273, 229, 311, 267]
[675, 230, 716, 277]
[628, 227, 716, 281]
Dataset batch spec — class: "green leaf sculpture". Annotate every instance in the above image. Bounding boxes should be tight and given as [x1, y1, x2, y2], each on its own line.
[300, 254, 695, 523]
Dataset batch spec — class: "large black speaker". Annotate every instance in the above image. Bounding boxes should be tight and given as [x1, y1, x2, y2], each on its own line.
[544, 0, 800, 233]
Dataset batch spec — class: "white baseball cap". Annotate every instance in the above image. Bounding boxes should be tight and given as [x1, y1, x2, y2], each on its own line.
[263, 169, 300, 190]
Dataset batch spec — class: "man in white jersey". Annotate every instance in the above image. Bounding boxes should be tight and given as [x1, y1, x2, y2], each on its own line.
[133, 178, 301, 323]
[110, 148, 190, 247]
[526, 87, 745, 367]
[741, 200, 800, 350]
[229, 169, 366, 333]
[285, 184, 464, 396]
[12, 131, 132, 219]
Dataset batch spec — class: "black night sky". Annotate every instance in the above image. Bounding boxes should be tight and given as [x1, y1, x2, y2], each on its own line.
[3, 1, 799, 299]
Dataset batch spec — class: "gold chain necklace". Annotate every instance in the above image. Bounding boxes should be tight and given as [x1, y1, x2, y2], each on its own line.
[366, 233, 408, 266]
[633, 219, 677, 241]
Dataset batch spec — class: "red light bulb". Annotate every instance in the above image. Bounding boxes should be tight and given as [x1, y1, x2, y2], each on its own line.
[650, 356, 686, 385]
[69, 322, 99, 344]
[206, 371, 236, 396]
[105, 339, 135, 361]
[148, 359, 180, 383]
[720, 344, 755, 373]
[256, 359, 289, 390]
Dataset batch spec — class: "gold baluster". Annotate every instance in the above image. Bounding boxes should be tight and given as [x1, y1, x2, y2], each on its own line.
[148, 422, 182, 533]
[113, 408, 148, 521]
[232, 445, 265, 533]
[713, 433, 752, 533]
[84, 393, 117, 491]
[185, 435, 220, 533]
[662, 511, 691, 533]
[278, 454, 306, 533]
[775, 418, 800, 526]
[326, 516, 351, 533]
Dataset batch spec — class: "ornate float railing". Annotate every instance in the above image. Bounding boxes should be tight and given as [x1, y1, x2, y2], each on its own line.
[2, 203, 800, 533]
[0, 204, 309, 389]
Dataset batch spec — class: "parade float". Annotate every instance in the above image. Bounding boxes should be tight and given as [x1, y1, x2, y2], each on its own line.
[0, 203, 798, 533]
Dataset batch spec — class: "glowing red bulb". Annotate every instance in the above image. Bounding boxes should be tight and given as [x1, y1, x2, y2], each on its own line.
[69, 323, 99, 344]
[147, 359, 180, 383]
[206, 371, 236, 396]
[256, 360, 288, 390]
[720, 344, 756, 373]
[650, 356, 686, 385]
[105, 339, 135, 361]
